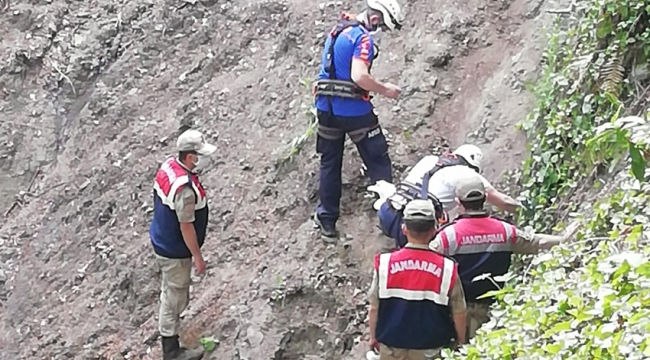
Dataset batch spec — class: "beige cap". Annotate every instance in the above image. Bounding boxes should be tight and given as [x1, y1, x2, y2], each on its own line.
[455, 174, 486, 202]
[176, 129, 217, 156]
[403, 199, 436, 221]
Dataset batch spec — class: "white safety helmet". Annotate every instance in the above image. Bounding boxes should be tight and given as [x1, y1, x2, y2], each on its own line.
[453, 144, 484, 172]
[366, 0, 404, 31]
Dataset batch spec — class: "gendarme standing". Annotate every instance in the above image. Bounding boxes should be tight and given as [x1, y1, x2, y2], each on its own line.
[149, 129, 217, 360]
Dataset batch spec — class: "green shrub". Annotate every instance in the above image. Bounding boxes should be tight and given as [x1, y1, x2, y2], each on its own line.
[444, 165, 650, 359]
[443, 0, 650, 357]
[517, 0, 650, 232]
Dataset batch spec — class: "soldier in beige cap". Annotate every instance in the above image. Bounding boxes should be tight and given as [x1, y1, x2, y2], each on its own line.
[149, 128, 217, 360]
[367, 199, 467, 359]
[430, 173, 579, 340]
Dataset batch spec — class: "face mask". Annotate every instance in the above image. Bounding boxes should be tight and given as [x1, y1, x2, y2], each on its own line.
[370, 28, 383, 43]
[358, 10, 380, 33]
[191, 155, 211, 174]
[369, 28, 382, 61]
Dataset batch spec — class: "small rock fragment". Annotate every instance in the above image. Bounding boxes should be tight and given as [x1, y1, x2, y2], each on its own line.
[246, 327, 264, 346]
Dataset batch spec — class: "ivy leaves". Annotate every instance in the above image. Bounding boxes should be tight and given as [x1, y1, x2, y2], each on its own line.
[440, 0, 650, 358]
[587, 115, 650, 181]
[444, 224, 650, 359]
[517, 0, 650, 231]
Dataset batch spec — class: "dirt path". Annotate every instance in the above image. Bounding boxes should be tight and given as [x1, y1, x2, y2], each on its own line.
[0, 0, 564, 358]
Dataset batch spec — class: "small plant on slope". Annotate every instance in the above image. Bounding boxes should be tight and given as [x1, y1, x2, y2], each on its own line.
[275, 79, 318, 168]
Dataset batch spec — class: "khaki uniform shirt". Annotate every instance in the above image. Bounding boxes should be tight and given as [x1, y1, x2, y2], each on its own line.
[173, 186, 196, 223]
[368, 243, 467, 314]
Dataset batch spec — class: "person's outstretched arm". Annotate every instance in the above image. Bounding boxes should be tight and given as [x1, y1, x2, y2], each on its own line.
[511, 222, 581, 254]
[485, 186, 522, 213]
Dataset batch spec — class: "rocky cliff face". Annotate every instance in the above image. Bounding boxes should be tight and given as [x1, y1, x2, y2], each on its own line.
[0, 0, 558, 357]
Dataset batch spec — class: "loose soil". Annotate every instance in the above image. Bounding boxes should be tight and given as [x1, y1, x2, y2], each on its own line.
[0, 0, 567, 358]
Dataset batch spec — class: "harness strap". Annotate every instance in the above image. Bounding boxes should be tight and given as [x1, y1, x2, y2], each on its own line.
[325, 17, 361, 77]
[392, 154, 473, 222]
[420, 171, 434, 199]
[321, 17, 371, 114]
[415, 152, 478, 201]
[317, 124, 345, 140]
[418, 172, 451, 225]
[422, 153, 469, 183]
[317, 123, 380, 143]
[392, 182, 445, 222]
[313, 79, 369, 100]
[347, 123, 379, 143]
[396, 182, 422, 200]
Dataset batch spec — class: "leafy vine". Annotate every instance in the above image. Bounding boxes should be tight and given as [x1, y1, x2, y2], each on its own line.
[443, 0, 650, 357]
[517, 0, 650, 231]
[444, 139, 650, 358]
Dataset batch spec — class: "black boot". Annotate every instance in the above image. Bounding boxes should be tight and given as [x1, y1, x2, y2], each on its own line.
[161, 335, 204, 360]
[312, 211, 339, 239]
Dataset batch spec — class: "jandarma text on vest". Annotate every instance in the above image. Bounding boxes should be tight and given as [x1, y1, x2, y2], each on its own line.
[390, 260, 442, 277]
[460, 233, 506, 246]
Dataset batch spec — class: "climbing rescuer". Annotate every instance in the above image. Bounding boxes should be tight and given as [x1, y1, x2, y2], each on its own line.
[429, 174, 580, 340]
[149, 129, 217, 360]
[369, 144, 523, 248]
[367, 199, 467, 359]
[312, 0, 405, 239]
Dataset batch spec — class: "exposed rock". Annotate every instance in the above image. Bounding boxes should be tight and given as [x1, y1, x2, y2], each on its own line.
[425, 44, 453, 68]
[0, 0, 544, 358]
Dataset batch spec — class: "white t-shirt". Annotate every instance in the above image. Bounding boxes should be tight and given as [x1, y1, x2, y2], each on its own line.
[399, 155, 492, 212]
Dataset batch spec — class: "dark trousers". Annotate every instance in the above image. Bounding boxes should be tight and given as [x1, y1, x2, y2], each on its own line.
[315, 109, 393, 227]
[377, 200, 408, 248]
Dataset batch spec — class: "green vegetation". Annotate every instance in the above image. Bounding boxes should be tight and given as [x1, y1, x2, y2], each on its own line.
[445, 158, 650, 359]
[444, 0, 650, 358]
[517, 0, 650, 230]
[199, 336, 217, 352]
[275, 79, 318, 167]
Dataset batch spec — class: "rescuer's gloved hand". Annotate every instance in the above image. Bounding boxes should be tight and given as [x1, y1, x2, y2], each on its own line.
[517, 195, 532, 212]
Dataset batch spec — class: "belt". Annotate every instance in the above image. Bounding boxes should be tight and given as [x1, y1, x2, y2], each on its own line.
[313, 79, 370, 100]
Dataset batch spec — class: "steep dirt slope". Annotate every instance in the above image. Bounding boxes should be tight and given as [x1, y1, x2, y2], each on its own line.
[0, 0, 563, 358]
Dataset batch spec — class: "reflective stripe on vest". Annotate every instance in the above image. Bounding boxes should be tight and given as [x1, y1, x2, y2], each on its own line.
[153, 158, 207, 211]
[376, 249, 456, 306]
[439, 217, 516, 256]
